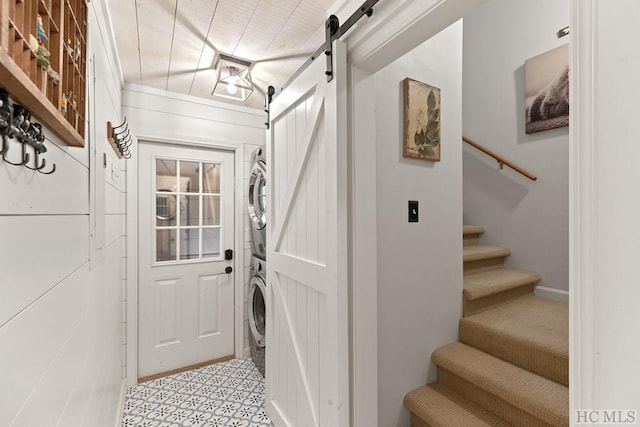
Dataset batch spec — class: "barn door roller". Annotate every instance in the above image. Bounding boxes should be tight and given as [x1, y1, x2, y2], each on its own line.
[266, 0, 379, 111]
[325, 0, 379, 80]
[324, 15, 340, 82]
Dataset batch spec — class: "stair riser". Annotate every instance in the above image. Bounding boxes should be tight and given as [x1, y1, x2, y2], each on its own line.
[437, 368, 559, 427]
[463, 235, 481, 247]
[463, 284, 534, 316]
[459, 321, 568, 386]
[405, 384, 512, 427]
[410, 414, 431, 427]
[463, 257, 506, 275]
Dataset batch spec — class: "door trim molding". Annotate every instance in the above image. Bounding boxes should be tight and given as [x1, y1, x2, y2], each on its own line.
[125, 135, 245, 386]
[347, 64, 378, 427]
[125, 135, 139, 387]
[569, 0, 596, 414]
[234, 144, 247, 359]
[128, 134, 244, 151]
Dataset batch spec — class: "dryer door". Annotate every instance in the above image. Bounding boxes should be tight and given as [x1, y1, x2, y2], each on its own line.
[248, 274, 266, 347]
[248, 162, 267, 230]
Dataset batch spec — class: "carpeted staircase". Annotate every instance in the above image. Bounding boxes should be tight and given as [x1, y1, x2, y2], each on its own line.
[404, 225, 568, 426]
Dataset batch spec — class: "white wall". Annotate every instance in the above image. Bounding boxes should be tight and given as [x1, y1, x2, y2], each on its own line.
[0, 3, 126, 426]
[374, 21, 463, 427]
[121, 85, 265, 362]
[462, 0, 570, 301]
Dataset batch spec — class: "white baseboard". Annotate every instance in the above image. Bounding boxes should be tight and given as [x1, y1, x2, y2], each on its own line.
[534, 286, 569, 304]
[115, 379, 126, 427]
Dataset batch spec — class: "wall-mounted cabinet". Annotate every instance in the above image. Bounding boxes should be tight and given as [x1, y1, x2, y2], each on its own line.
[0, 0, 87, 147]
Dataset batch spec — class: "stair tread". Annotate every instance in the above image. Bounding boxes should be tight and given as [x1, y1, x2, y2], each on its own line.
[463, 246, 510, 262]
[463, 225, 485, 236]
[464, 269, 541, 300]
[462, 295, 568, 358]
[460, 295, 569, 385]
[405, 383, 510, 427]
[432, 342, 568, 426]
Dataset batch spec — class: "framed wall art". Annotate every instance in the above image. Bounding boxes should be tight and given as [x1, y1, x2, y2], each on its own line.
[525, 43, 569, 134]
[403, 78, 441, 161]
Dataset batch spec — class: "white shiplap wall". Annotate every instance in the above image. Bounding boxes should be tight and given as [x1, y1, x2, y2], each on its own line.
[121, 84, 265, 361]
[0, 2, 126, 427]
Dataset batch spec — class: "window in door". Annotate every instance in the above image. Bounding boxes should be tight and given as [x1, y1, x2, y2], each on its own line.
[155, 158, 223, 263]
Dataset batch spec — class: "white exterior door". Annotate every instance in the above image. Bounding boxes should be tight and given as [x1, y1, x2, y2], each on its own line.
[138, 142, 235, 379]
[266, 40, 349, 426]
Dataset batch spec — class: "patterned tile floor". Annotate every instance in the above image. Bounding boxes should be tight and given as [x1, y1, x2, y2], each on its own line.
[122, 358, 272, 427]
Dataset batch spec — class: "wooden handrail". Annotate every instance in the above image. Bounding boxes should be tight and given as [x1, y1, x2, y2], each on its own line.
[462, 136, 537, 181]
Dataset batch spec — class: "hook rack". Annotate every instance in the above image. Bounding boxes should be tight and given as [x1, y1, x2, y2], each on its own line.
[0, 89, 57, 174]
[107, 118, 132, 159]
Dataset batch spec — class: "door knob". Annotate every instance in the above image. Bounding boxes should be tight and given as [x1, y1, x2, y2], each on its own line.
[225, 266, 233, 274]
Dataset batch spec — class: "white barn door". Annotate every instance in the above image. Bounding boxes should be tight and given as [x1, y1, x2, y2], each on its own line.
[266, 40, 349, 427]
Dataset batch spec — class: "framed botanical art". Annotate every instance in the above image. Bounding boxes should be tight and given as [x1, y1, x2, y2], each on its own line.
[403, 78, 441, 161]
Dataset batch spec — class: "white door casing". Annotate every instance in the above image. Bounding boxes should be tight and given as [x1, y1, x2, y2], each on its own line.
[266, 40, 349, 427]
[138, 142, 235, 378]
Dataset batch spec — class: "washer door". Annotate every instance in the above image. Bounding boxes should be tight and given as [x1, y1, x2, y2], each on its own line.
[248, 162, 267, 230]
[248, 275, 266, 347]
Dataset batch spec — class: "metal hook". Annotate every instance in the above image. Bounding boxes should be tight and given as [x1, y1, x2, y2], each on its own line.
[19, 111, 31, 134]
[32, 139, 55, 174]
[0, 100, 12, 156]
[37, 161, 56, 175]
[25, 156, 46, 171]
[28, 123, 45, 144]
[111, 117, 128, 130]
[115, 127, 130, 140]
[3, 141, 30, 166]
[0, 135, 8, 155]
[25, 147, 46, 171]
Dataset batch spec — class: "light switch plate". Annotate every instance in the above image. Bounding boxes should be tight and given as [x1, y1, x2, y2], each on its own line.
[408, 200, 419, 222]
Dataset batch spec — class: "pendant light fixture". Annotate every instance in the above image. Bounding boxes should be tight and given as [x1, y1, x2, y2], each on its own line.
[212, 54, 254, 102]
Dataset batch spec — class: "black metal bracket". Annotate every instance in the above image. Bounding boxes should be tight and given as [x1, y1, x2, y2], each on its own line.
[334, 0, 378, 40]
[276, 0, 379, 92]
[264, 85, 276, 129]
[325, 15, 340, 82]
[557, 26, 570, 39]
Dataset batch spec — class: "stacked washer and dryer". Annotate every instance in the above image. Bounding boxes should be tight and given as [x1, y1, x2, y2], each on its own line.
[248, 147, 267, 377]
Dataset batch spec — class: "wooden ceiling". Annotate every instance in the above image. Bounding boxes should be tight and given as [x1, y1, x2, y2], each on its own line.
[107, 0, 336, 108]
